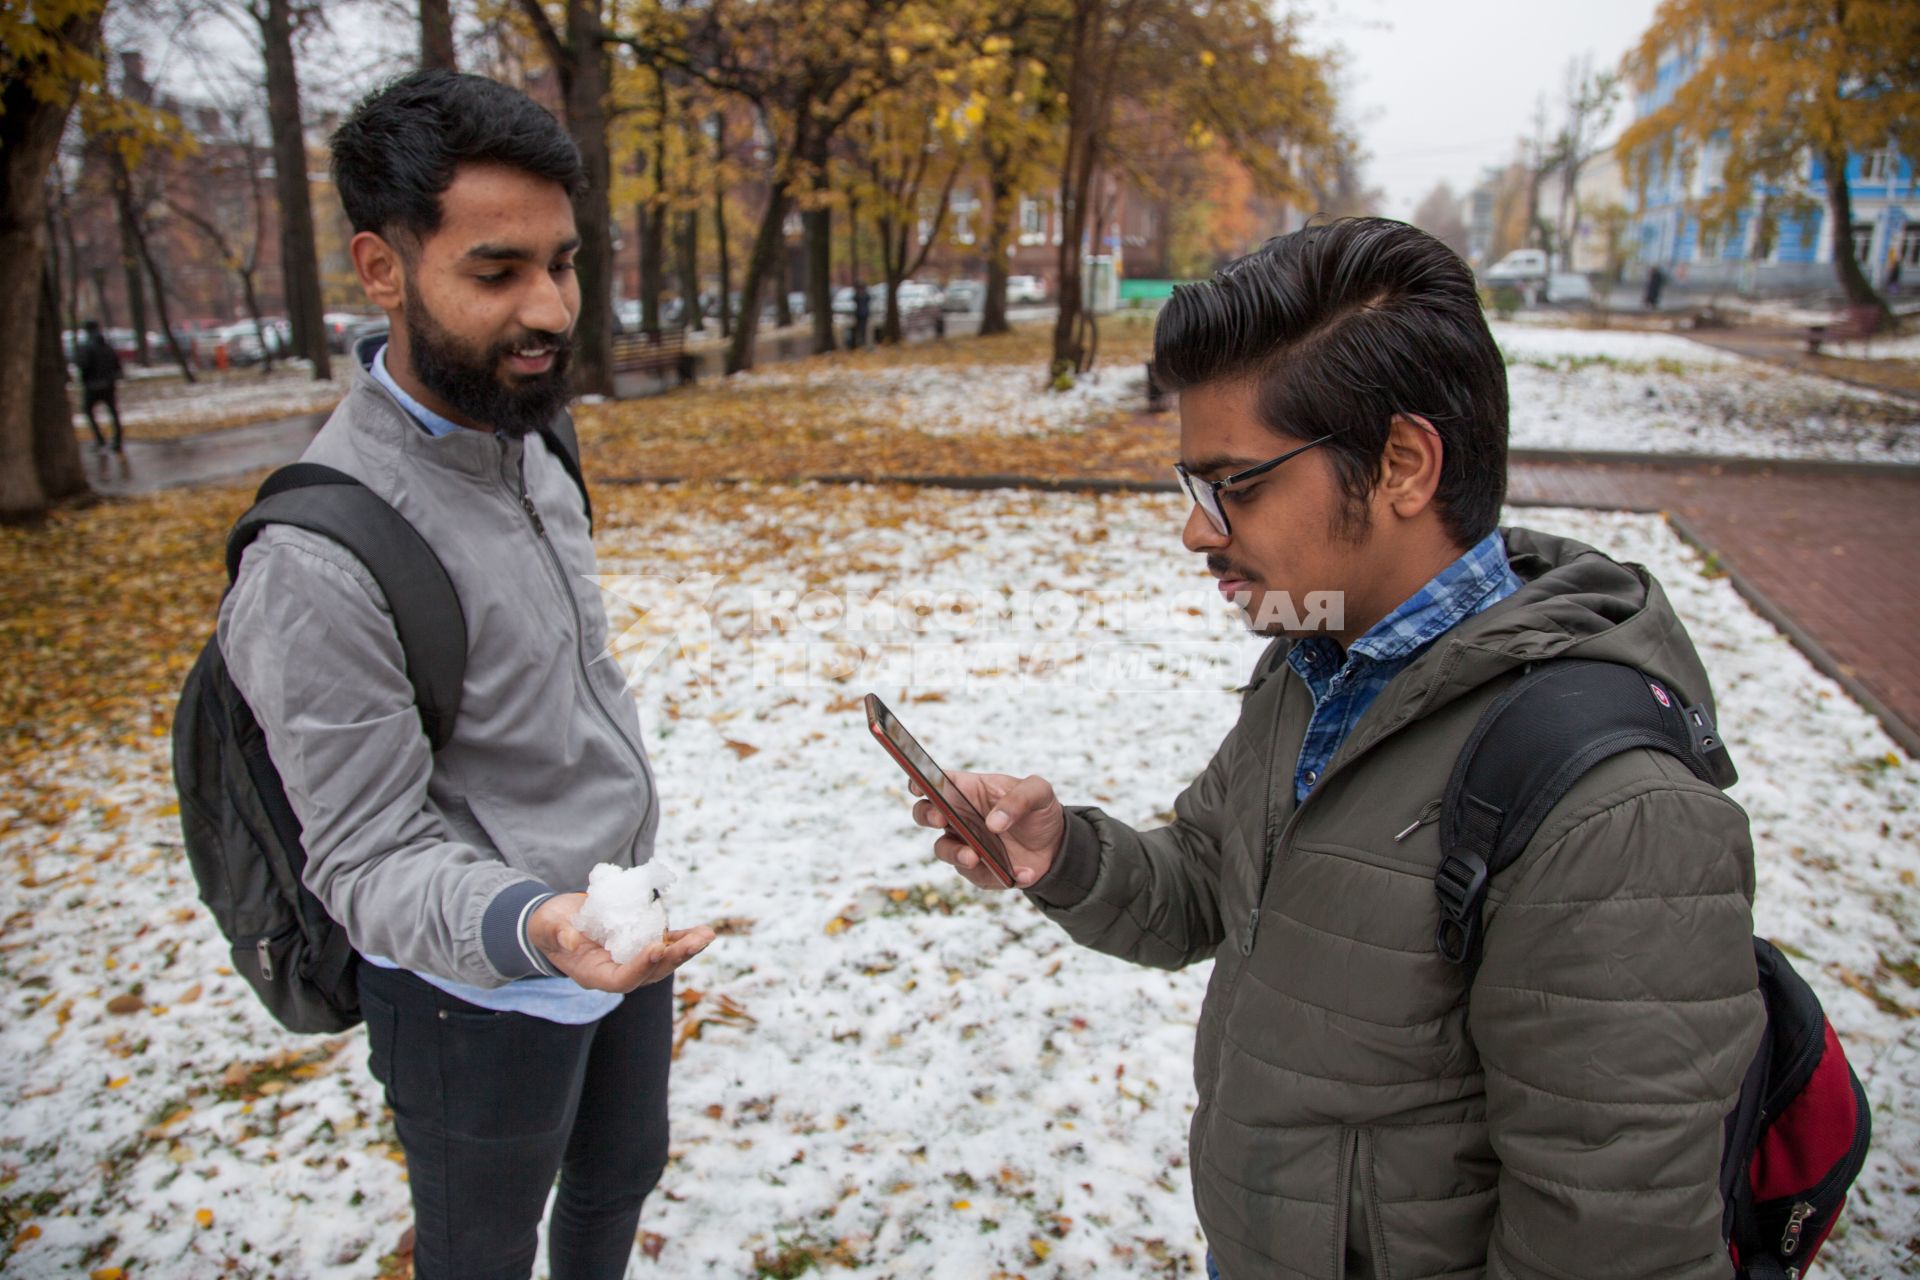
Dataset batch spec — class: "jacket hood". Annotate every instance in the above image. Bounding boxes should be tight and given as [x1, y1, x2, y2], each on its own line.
[1336, 525, 1718, 768]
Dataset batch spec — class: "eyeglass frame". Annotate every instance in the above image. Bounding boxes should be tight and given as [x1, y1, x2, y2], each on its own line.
[1174, 429, 1345, 539]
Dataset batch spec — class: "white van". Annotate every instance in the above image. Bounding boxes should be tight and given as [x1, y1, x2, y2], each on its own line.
[1484, 249, 1549, 283]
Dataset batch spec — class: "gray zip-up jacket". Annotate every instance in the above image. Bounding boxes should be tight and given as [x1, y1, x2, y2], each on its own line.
[217, 344, 658, 987]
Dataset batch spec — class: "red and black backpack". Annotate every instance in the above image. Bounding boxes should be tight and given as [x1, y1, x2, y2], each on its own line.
[1434, 659, 1872, 1278]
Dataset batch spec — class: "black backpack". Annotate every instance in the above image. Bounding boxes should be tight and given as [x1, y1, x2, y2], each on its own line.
[171, 423, 589, 1034]
[1435, 659, 1871, 1280]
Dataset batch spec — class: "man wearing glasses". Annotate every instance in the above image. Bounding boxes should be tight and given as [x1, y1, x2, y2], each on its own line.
[914, 219, 1763, 1279]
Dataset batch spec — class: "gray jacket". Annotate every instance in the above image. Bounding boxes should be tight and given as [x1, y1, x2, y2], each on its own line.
[218, 344, 658, 987]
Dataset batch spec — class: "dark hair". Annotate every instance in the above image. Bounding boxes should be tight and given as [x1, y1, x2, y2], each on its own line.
[330, 70, 587, 245]
[1152, 217, 1509, 546]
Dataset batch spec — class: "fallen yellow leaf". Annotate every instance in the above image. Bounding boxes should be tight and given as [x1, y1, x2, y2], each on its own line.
[195, 1208, 214, 1228]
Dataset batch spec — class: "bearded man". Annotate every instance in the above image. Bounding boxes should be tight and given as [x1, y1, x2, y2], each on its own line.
[217, 71, 711, 1280]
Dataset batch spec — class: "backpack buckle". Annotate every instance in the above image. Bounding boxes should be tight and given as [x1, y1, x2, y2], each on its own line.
[1434, 850, 1490, 965]
[1683, 702, 1739, 787]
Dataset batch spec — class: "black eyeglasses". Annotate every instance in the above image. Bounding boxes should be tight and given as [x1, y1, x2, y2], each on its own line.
[1174, 431, 1343, 538]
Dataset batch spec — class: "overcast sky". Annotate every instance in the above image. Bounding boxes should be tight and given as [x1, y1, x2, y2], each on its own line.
[1305, 0, 1664, 217]
[135, 0, 1665, 221]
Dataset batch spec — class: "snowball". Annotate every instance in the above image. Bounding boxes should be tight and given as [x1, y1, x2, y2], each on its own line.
[573, 859, 675, 965]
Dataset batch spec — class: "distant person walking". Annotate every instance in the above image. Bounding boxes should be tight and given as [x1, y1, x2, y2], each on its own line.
[76, 319, 125, 452]
[850, 282, 871, 349]
[1643, 263, 1667, 311]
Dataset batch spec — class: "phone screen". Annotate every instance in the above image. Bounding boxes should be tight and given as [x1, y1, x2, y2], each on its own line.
[865, 694, 1016, 886]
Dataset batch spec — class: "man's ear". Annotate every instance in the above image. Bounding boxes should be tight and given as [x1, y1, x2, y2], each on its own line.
[1376, 414, 1445, 520]
[350, 231, 408, 312]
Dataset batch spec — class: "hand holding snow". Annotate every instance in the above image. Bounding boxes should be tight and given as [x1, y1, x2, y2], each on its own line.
[573, 860, 675, 965]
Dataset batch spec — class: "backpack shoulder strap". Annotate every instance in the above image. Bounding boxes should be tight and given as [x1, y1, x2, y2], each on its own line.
[538, 416, 593, 533]
[227, 463, 467, 751]
[1434, 658, 1737, 966]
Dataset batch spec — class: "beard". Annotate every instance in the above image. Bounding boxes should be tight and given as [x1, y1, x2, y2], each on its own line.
[404, 292, 574, 439]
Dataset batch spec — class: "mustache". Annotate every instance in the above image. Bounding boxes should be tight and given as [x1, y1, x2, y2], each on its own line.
[1207, 555, 1254, 580]
[493, 330, 571, 359]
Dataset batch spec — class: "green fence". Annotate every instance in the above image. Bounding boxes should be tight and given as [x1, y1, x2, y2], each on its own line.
[1118, 278, 1193, 303]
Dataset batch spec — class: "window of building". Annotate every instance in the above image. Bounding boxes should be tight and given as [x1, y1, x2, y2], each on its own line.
[1851, 223, 1875, 265]
[1902, 227, 1920, 268]
[1861, 148, 1895, 183]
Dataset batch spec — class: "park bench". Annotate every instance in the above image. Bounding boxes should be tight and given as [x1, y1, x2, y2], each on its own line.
[899, 303, 946, 340]
[1805, 304, 1882, 355]
[613, 325, 697, 384]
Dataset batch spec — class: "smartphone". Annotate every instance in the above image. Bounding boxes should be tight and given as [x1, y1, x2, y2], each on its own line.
[864, 693, 1017, 887]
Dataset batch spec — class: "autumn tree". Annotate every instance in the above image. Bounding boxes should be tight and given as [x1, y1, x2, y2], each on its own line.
[844, 68, 968, 344]
[516, 0, 618, 394]
[618, 0, 948, 372]
[2, 0, 109, 524]
[1545, 56, 1617, 271]
[1411, 180, 1470, 262]
[421, 0, 457, 70]
[968, 8, 1060, 335]
[1045, 0, 1339, 384]
[166, 95, 277, 371]
[1618, 0, 1919, 318]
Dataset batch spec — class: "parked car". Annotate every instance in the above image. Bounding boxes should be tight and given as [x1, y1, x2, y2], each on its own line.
[1483, 249, 1549, 284]
[1544, 272, 1594, 306]
[941, 279, 985, 313]
[318, 310, 366, 351]
[1007, 274, 1048, 305]
[342, 314, 391, 351]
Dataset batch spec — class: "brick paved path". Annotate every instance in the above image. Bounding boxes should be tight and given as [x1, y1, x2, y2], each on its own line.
[1509, 454, 1920, 755]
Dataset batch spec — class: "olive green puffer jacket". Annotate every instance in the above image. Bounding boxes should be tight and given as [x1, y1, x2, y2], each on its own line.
[1028, 528, 1764, 1280]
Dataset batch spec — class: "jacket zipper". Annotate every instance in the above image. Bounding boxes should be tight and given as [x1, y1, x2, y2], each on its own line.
[498, 437, 659, 835]
[1394, 799, 1442, 842]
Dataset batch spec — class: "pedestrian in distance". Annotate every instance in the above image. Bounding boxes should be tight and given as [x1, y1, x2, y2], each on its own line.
[851, 280, 872, 349]
[76, 319, 125, 452]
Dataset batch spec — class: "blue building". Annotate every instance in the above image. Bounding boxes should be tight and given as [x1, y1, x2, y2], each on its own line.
[1628, 40, 1916, 295]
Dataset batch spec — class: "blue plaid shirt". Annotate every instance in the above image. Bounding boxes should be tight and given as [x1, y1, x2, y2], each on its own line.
[1285, 530, 1523, 803]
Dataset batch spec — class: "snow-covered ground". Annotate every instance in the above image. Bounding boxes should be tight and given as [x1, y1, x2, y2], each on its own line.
[731, 361, 1147, 438]
[2, 487, 1914, 1279]
[1488, 322, 1920, 462]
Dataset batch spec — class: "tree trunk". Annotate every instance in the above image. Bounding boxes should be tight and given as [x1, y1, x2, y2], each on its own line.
[725, 183, 792, 374]
[561, 0, 614, 395]
[125, 193, 196, 380]
[263, 0, 331, 380]
[116, 188, 150, 365]
[677, 210, 702, 332]
[638, 197, 664, 335]
[1052, 131, 1096, 381]
[420, 0, 457, 71]
[804, 205, 835, 353]
[713, 113, 732, 340]
[1, 9, 103, 525]
[981, 165, 1013, 335]
[879, 212, 904, 344]
[1823, 150, 1888, 319]
[33, 257, 89, 504]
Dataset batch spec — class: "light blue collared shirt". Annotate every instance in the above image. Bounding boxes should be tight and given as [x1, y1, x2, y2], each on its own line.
[362, 343, 621, 1025]
[1285, 530, 1524, 803]
[371, 341, 469, 438]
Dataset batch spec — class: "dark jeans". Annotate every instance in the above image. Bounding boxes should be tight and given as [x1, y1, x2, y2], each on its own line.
[1206, 1252, 1221, 1279]
[83, 386, 122, 450]
[357, 964, 674, 1280]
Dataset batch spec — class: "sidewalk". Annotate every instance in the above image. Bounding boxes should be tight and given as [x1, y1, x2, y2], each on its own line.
[82, 412, 327, 497]
[1682, 325, 1920, 402]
